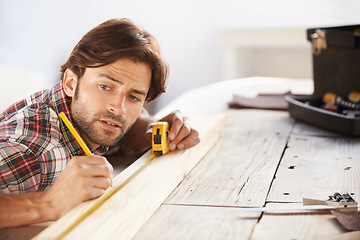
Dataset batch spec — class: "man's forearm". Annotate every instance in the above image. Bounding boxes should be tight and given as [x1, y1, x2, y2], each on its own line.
[0, 191, 57, 228]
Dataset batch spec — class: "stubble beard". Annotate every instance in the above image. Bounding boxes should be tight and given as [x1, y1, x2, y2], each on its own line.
[71, 87, 129, 147]
[73, 108, 128, 147]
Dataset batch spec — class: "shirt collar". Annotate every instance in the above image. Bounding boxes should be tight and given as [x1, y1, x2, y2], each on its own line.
[49, 82, 108, 156]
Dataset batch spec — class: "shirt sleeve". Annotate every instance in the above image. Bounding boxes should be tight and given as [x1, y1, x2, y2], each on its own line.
[0, 102, 61, 194]
[0, 141, 41, 194]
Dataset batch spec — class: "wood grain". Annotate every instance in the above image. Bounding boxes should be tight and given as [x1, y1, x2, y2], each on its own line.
[292, 121, 344, 137]
[251, 203, 358, 240]
[133, 204, 260, 240]
[267, 134, 360, 202]
[34, 114, 226, 240]
[165, 109, 294, 207]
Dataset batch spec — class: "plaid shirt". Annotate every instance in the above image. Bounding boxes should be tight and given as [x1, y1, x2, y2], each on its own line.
[0, 82, 108, 194]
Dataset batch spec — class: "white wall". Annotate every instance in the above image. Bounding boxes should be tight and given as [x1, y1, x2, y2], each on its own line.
[0, 0, 359, 114]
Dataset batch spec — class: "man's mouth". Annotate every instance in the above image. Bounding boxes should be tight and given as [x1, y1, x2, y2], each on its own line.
[100, 120, 122, 131]
[103, 120, 119, 127]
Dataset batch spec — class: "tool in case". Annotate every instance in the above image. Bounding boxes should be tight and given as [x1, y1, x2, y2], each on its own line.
[286, 25, 360, 136]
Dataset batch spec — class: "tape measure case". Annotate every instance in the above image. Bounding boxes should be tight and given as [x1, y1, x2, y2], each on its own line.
[286, 24, 360, 136]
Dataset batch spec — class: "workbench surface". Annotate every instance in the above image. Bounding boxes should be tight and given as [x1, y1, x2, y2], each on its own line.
[1, 77, 360, 240]
[140, 77, 359, 240]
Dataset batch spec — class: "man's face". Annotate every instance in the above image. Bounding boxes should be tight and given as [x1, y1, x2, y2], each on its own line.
[64, 58, 151, 149]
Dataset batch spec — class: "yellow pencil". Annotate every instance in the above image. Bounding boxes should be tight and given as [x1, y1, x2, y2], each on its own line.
[59, 112, 113, 187]
[59, 112, 93, 156]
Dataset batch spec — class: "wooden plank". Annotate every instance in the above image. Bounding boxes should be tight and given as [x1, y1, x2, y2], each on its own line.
[34, 114, 227, 240]
[292, 121, 344, 137]
[267, 134, 360, 203]
[133, 204, 260, 240]
[164, 109, 294, 207]
[251, 203, 359, 240]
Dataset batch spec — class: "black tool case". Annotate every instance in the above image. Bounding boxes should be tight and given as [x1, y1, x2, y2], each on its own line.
[286, 24, 360, 136]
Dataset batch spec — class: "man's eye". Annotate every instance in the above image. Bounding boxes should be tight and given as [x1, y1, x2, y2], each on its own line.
[129, 95, 141, 102]
[99, 84, 110, 90]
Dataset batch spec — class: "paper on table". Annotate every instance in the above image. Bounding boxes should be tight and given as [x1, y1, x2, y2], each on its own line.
[228, 92, 295, 110]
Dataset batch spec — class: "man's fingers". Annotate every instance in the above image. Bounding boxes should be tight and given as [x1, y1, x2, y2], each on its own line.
[173, 129, 200, 150]
[81, 185, 106, 200]
[74, 155, 110, 166]
[69, 156, 113, 190]
[169, 119, 191, 150]
[86, 176, 112, 191]
[73, 156, 113, 177]
[80, 162, 113, 178]
[167, 111, 184, 141]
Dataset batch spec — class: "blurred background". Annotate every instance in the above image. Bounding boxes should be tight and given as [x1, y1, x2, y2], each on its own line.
[0, 0, 359, 114]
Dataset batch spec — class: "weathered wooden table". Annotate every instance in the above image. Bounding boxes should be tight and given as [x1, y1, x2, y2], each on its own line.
[1, 77, 360, 239]
[135, 77, 360, 239]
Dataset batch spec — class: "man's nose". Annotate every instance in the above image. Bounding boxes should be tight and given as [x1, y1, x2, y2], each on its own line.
[108, 93, 125, 115]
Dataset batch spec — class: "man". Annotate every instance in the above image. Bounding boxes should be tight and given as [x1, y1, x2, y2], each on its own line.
[0, 18, 199, 228]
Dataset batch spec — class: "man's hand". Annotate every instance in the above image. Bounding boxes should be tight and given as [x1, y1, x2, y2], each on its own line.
[149, 110, 200, 151]
[46, 155, 113, 218]
[0, 155, 113, 228]
[122, 110, 200, 154]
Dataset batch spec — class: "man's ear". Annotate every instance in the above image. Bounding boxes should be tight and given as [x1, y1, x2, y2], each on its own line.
[62, 69, 78, 98]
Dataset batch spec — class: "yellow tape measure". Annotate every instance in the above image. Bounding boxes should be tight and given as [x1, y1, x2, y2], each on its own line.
[56, 119, 169, 239]
[152, 121, 170, 155]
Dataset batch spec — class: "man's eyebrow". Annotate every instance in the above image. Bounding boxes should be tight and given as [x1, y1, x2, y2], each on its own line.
[99, 73, 147, 96]
[133, 89, 147, 96]
[99, 73, 121, 84]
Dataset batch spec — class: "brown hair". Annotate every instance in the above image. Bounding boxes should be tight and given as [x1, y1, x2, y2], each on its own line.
[60, 18, 168, 102]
